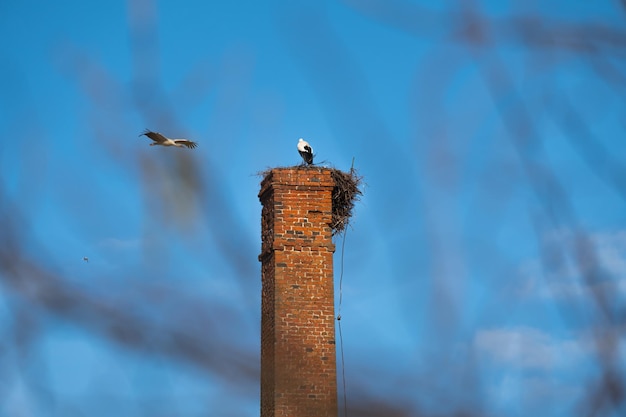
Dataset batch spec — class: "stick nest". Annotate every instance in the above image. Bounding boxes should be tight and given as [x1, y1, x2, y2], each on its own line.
[258, 165, 363, 235]
[329, 167, 362, 235]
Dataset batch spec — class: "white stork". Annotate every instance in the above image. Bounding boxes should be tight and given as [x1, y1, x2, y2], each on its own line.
[140, 129, 198, 149]
[297, 138, 314, 165]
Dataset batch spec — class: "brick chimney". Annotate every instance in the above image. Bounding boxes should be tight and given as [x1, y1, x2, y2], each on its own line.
[258, 167, 338, 417]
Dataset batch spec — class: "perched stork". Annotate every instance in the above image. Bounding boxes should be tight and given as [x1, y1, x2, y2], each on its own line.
[140, 129, 198, 149]
[297, 138, 314, 165]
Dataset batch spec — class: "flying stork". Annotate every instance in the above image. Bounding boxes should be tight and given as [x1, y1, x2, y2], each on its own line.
[140, 129, 198, 149]
[297, 138, 314, 165]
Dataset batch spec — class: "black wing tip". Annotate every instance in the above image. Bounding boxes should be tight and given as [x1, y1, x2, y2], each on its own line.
[299, 150, 314, 165]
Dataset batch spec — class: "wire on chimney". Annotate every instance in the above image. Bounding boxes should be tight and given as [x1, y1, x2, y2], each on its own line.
[337, 156, 355, 417]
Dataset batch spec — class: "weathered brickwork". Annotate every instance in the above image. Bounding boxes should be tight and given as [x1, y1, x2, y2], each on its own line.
[258, 168, 337, 417]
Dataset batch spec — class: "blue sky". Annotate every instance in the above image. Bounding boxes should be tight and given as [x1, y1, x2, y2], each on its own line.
[1, 1, 625, 416]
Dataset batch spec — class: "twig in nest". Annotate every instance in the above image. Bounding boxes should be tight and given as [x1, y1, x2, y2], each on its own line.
[330, 167, 362, 235]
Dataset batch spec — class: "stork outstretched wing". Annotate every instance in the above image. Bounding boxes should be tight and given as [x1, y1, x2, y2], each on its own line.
[140, 129, 168, 144]
[173, 139, 198, 149]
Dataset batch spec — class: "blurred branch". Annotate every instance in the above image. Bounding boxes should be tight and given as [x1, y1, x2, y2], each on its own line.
[343, 0, 626, 52]
[470, 38, 625, 417]
[546, 91, 626, 202]
[0, 241, 258, 387]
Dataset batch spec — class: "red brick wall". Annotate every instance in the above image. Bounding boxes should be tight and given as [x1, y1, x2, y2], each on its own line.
[258, 168, 337, 417]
